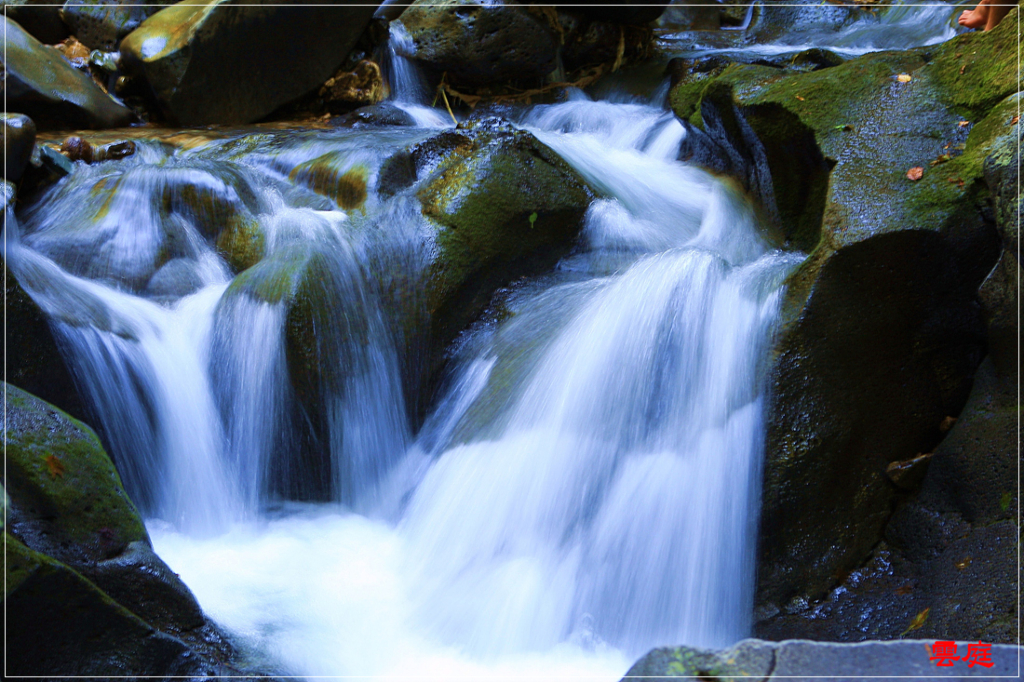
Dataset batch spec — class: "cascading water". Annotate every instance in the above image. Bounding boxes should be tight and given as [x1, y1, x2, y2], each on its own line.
[4, 23, 823, 677]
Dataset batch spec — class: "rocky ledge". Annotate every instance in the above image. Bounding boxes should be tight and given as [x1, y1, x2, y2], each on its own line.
[626, 638, 1023, 681]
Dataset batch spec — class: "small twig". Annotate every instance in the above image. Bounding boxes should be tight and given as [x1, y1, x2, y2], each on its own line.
[440, 88, 458, 126]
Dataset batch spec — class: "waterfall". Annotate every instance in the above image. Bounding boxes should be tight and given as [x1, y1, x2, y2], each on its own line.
[6, 41, 804, 678]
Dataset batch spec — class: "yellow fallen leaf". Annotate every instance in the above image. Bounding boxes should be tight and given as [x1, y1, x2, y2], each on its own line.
[958, 120, 970, 127]
[907, 167, 924, 181]
[795, 95, 805, 101]
[900, 607, 930, 637]
[897, 73, 912, 83]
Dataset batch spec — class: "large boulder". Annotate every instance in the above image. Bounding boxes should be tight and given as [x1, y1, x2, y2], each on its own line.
[2, 0, 69, 43]
[119, 0, 379, 125]
[669, 12, 1016, 612]
[221, 122, 595, 498]
[60, 0, 164, 51]
[394, 0, 559, 88]
[625, 638, 1022, 680]
[1, 16, 134, 129]
[2, 384, 239, 676]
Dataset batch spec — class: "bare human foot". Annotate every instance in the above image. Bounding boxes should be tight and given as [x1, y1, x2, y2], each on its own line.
[959, 0, 989, 29]
[985, 2, 1012, 29]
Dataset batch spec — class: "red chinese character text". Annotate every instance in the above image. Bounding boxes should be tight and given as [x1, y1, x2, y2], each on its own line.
[930, 641, 960, 667]
[964, 642, 994, 668]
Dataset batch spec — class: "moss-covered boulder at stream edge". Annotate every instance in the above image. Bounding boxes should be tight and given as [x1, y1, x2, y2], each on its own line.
[669, 11, 1017, 617]
[119, 0, 377, 125]
[2, 384, 240, 676]
[1, 16, 134, 130]
[221, 122, 595, 499]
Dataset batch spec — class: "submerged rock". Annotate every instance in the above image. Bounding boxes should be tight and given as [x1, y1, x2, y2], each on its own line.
[1, 16, 134, 129]
[2, 384, 238, 676]
[2, 113, 37, 182]
[668, 12, 1017, 612]
[119, 0, 377, 125]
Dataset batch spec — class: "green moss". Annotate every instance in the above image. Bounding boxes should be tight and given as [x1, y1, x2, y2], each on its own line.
[223, 243, 314, 304]
[3, 384, 147, 555]
[215, 215, 266, 272]
[927, 8, 1019, 120]
[289, 155, 370, 210]
[418, 129, 593, 318]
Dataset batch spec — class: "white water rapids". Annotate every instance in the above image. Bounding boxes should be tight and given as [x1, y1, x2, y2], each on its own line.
[4, 4, 956, 678]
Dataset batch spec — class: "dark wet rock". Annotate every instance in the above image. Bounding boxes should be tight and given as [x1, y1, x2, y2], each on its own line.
[395, 0, 559, 88]
[60, 0, 163, 51]
[669, 13, 1017, 611]
[746, 1, 863, 44]
[334, 102, 418, 129]
[4, 532, 225, 678]
[564, 0, 669, 25]
[1, 384, 245, 676]
[3, 240, 89, 421]
[2, 16, 134, 129]
[656, 0, 722, 32]
[2, 0, 69, 43]
[559, 12, 656, 75]
[413, 121, 596, 372]
[94, 138, 137, 162]
[756, 351, 1018, 644]
[625, 638, 1022, 681]
[2, 113, 37, 182]
[119, 0, 377, 125]
[983, 111, 1020, 259]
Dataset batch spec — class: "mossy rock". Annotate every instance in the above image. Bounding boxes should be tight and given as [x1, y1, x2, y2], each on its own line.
[60, 0, 164, 51]
[624, 639, 775, 681]
[119, 0, 377, 125]
[4, 532, 222, 677]
[288, 153, 370, 210]
[1, 16, 133, 129]
[396, 0, 559, 87]
[668, 14, 1017, 610]
[414, 121, 595, 383]
[4, 382, 148, 557]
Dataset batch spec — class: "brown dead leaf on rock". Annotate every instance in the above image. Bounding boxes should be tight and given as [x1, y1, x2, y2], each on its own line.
[958, 120, 970, 127]
[906, 166, 923, 181]
[1012, 115, 1020, 125]
[939, 415, 957, 432]
[44, 454, 65, 479]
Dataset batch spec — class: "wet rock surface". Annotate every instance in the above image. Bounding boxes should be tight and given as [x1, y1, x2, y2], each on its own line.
[2, 113, 37, 182]
[2, 384, 248, 677]
[60, 0, 164, 51]
[668, 11, 1018, 616]
[625, 638, 1023, 681]
[395, 0, 560, 88]
[119, 0, 377, 125]
[1, 16, 134, 129]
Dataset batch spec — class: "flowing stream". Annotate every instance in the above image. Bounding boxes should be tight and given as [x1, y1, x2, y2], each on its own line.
[4, 4, 954, 678]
